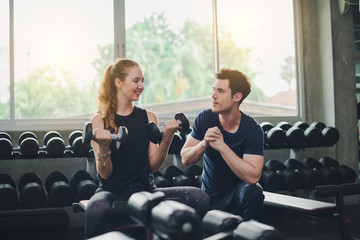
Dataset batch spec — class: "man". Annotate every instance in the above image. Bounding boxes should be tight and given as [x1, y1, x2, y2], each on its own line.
[180, 68, 264, 221]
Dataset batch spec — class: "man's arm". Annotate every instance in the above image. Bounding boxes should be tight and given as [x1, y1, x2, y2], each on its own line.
[180, 136, 208, 166]
[204, 126, 263, 185]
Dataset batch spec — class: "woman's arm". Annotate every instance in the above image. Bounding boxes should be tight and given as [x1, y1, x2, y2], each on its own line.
[90, 113, 113, 179]
[147, 111, 178, 174]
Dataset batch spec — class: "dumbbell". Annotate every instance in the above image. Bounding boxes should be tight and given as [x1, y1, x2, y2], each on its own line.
[202, 210, 284, 240]
[319, 156, 357, 184]
[69, 170, 97, 201]
[162, 165, 195, 187]
[265, 159, 303, 192]
[43, 131, 66, 157]
[146, 113, 190, 144]
[259, 165, 284, 192]
[18, 131, 40, 158]
[310, 122, 340, 146]
[153, 171, 172, 188]
[68, 130, 91, 157]
[168, 133, 184, 155]
[303, 157, 340, 185]
[276, 121, 304, 149]
[18, 172, 46, 209]
[0, 173, 18, 210]
[44, 171, 73, 207]
[0, 132, 13, 159]
[284, 158, 322, 190]
[183, 165, 202, 188]
[293, 121, 323, 147]
[260, 122, 286, 149]
[82, 122, 128, 149]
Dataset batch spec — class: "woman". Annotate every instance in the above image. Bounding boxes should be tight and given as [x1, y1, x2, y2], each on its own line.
[85, 58, 209, 238]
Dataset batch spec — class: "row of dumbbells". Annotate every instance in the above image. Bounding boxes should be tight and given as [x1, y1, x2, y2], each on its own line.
[115, 191, 284, 240]
[0, 130, 92, 159]
[0, 170, 98, 211]
[261, 121, 340, 149]
[153, 165, 202, 189]
[260, 156, 357, 193]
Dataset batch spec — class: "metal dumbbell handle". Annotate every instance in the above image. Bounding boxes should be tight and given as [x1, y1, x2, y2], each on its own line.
[158, 119, 182, 133]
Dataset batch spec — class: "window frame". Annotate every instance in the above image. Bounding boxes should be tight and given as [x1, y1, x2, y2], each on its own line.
[0, 0, 303, 131]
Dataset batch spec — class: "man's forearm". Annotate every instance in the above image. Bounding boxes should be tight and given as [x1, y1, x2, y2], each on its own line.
[181, 140, 208, 166]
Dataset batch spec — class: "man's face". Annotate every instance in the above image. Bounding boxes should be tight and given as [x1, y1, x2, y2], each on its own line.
[211, 79, 235, 114]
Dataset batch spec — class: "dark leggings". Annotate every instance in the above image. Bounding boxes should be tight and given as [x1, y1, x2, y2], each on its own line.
[84, 186, 209, 239]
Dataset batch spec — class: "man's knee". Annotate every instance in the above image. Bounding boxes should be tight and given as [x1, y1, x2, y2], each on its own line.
[240, 184, 264, 202]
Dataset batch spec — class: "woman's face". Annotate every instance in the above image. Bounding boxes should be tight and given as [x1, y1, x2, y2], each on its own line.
[116, 66, 144, 102]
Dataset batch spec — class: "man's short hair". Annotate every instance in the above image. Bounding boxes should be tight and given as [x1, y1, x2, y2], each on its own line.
[216, 68, 251, 104]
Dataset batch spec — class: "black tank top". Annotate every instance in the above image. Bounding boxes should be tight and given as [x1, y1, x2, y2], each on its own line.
[97, 106, 151, 193]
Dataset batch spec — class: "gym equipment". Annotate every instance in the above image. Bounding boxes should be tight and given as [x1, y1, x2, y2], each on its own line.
[168, 133, 184, 155]
[162, 165, 195, 187]
[43, 131, 66, 157]
[310, 121, 340, 146]
[0, 173, 18, 210]
[82, 122, 128, 149]
[276, 121, 304, 149]
[264, 126, 286, 149]
[146, 113, 190, 144]
[68, 130, 91, 157]
[151, 200, 201, 240]
[18, 172, 46, 209]
[153, 171, 172, 188]
[285, 158, 322, 190]
[259, 166, 284, 192]
[319, 156, 357, 184]
[260, 122, 274, 148]
[44, 171, 73, 207]
[232, 220, 284, 240]
[0, 132, 12, 159]
[202, 209, 243, 238]
[183, 164, 202, 188]
[69, 170, 97, 201]
[18, 131, 40, 158]
[88, 231, 136, 240]
[293, 121, 322, 147]
[265, 159, 303, 192]
[303, 157, 340, 185]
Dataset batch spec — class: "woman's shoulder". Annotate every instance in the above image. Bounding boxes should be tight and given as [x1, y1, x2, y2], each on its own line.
[145, 110, 158, 123]
[90, 112, 104, 127]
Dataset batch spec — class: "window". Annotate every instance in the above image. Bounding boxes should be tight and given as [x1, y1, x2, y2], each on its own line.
[1, 0, 300, 130]
[217, 0, 297, 116]
[0, 0, 10, 120]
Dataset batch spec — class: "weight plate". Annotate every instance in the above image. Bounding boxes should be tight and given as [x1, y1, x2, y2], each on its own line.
[19, 132, 37, 145]
[68, 130, 82, 146]
[44, 131, 62, 146]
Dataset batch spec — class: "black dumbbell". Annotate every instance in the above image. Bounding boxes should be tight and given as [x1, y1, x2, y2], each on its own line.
[18, 131, 40, 158]
[310, 122, 340, 146]
[232, 220, 284, 240]
[202, 209, 243, 238]
[18, 172, 46, 209]
[162, 165, 195, 187]
[82, 122, 128, 149]
[265, 159, 302, 192]
[260, 122, 274, 149]
[168, 133, 184, 155]
[0, 173, 18, 210]
[183, 165, 202, 188]
[264, 125, 286, 149]
[285, 158, 322, 190]
[68, 130, 91, 157]
[146, 113, 190, 144]
[259, 165, 284, 192]
[43, 131, 66, 157]
[276, 121, 305, 149]
[153, 171, 172, 188]
[0, 132, 13, 159]
[44, 171, 73, 207]
[319, 156, 356, 184]
[303, 157, 340, 185]
[69, 170, 97, 201]
[293, 121, 322, 147]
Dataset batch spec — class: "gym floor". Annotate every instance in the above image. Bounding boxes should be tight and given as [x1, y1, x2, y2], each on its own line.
[2, 204, 360, 240]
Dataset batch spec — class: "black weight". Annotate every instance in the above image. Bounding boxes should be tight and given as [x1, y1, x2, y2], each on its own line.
[82, 122, 93, 146]
[293, 121, 309, 131]
[174, 112, 190, 135]
[162, 165, 194, 187]
[69, 170, 97, 201]
[0, 173, 18, 210]
[0, 137, 12, 159]
[154, 171, 172, 188]
[303, 126, 322, 147]
[18, 131, 37, 145]
[19, 137, 39, 158]
[260, 122, 273, 147]
[183, 165, 202, 188]
[46, 137, 66, 156]
[44, 171, 73, 207]
[18, 172, 46, 209]
[0, 132, 12, 142]
[168, 133, 184, 155]
[72, 136, 91, 157]
[266, 127, 286, 149]
[322, 127, 340, 146]
[68, 130, 82, 146]
[44, 131, 62, 146]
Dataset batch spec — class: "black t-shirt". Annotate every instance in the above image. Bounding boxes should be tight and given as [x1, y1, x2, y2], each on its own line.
[97, 106, 151, 193]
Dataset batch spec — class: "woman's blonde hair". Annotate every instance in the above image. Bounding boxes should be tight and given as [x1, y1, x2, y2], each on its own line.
[97, 58, 139, 133]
